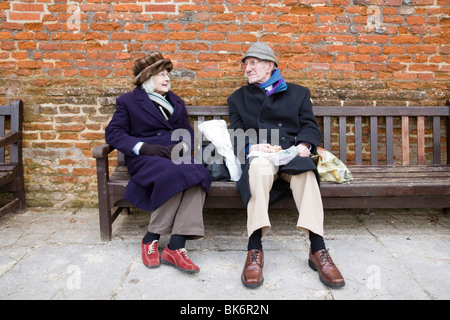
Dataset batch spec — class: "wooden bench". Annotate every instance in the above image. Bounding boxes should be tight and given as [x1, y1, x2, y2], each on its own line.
[0, 100, 26, 218]
[94, 103, 450, 241]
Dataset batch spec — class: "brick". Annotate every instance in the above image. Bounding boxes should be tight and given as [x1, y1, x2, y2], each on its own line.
[406, 16, 427, 25]
[358, 35, 389, 43]
[199, 32, 226, 41]
[111, 33, 135, 41]
[112, 4, 144, 12]
[90, 23, 122, 31]
[212, 13, 236, 22]
[260, 34, 292, 43]
[0, 32, 13, 40]
[331, 63, 355, 71]
[406, 45, 437, 54]
[9, 12, 42, 21]
[290, 6, 312, 15]
[46, 4, 69, 13]
[145, 5, 176, 13]
[326, 45, 357, 53]
[80, 4, 110, 12]
[211, 43, 242, 52]
[390, 35, 421, 44]
[12, 3, 45, 12]
[168, 32, 197, 40]
[180, 42, 209, 51]
[0, 2, 10, 10]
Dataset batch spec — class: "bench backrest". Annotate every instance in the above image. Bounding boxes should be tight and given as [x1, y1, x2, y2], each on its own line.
[0, 100, 23, 164]
[186, 104, 450, 166]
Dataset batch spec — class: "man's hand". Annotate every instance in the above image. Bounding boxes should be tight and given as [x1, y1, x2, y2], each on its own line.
[295, 143, 311, 158]
[249, 144, 280, 154]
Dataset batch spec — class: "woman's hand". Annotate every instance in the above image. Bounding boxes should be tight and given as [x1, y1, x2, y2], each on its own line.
[139, 143, 175, 159]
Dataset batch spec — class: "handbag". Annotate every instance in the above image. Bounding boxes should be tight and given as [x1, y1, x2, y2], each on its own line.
[201, 140, 231, 181]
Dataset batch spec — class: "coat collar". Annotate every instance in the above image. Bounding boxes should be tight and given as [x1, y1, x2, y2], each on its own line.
[133, 86, 182, 128]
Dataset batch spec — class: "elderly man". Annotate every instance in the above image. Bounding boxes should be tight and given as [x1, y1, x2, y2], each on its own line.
[227, 42, 345, 288]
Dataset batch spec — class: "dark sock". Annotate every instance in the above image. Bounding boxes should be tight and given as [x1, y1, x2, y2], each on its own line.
[309, 231, 326, 254]
[143, 231, 160, 244]
[168, 234, 186, 250]
[247, 228, 263, 251]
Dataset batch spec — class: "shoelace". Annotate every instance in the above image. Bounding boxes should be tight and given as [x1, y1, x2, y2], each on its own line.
[178, 248, 190, 259]
[147, 240, 158, 255]
[318, 249, 334, 265]
[249, 250, 262, 265]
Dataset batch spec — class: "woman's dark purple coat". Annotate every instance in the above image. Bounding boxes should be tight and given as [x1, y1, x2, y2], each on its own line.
[105, 86, 211, 211]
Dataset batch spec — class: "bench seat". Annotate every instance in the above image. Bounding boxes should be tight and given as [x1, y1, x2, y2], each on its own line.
[103, 164, 450, 210]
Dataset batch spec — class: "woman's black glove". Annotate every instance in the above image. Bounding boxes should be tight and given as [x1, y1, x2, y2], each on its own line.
[139, 143, 175, 159]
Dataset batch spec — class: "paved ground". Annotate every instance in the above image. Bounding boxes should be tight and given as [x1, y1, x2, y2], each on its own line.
[0, 207, 449, 302]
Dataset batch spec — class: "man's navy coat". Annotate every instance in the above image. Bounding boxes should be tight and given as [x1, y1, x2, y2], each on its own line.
[105, 86, 211, 211]
[227, 82, 321, 206]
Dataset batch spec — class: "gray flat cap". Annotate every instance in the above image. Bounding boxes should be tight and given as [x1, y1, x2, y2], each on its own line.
[242, 42, 277, 66]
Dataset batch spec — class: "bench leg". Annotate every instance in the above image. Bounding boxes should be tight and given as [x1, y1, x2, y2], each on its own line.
[15, 165, 26, 212]
[99, 203, 112, 241]
[96, 180, 112, 241]
[96, 158, 112, 241]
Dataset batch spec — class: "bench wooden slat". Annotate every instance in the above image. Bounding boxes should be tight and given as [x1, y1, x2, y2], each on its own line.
[355, 116, 362, 165]
[370, 116, 378, 165]
[402, 116, 410, 165]
[386, 116, 394, 165]
[339, 116, 346, 162]
[433, 116, 441, 164]
[312, 106, 450, 117]
[417, 116, 425, 165]
[323, 116, 331, 151]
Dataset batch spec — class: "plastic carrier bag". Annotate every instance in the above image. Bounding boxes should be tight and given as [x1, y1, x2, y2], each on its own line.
[247, 145, 297, 166]
[313, 147, 353, 184]
[198, 120, 242, 181]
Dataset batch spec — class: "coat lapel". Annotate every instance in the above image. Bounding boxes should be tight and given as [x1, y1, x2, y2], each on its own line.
[134, 86, 173, 129]
[246, 85, 273, 122]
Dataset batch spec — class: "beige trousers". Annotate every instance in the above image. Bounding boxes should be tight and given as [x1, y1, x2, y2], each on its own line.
[247, 157, 324, 238]
[148, 184, 206, 239]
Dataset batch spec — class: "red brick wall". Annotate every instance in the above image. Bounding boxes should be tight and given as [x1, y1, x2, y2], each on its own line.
[0, 0, 449, 207]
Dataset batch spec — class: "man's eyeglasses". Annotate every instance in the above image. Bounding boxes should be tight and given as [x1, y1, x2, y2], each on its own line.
[241, 59, 268, 69]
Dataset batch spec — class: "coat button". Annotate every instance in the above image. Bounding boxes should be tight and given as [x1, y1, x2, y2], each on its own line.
[278, 122, 282, 127]
[157, 132, 161, 136]
[260, 119, 264, 123]
[281, 137, 286, 141]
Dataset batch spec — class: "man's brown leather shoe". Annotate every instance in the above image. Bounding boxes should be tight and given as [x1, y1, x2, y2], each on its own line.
[241, 249, 264, 288]
[308, 248, 345, 288]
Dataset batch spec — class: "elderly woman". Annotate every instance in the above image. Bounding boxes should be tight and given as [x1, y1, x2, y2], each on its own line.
[105, 52, 211, 273]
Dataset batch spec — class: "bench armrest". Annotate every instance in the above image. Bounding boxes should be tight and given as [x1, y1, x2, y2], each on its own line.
[93, 143, 115, 159]
[0, 131, 19, 148]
